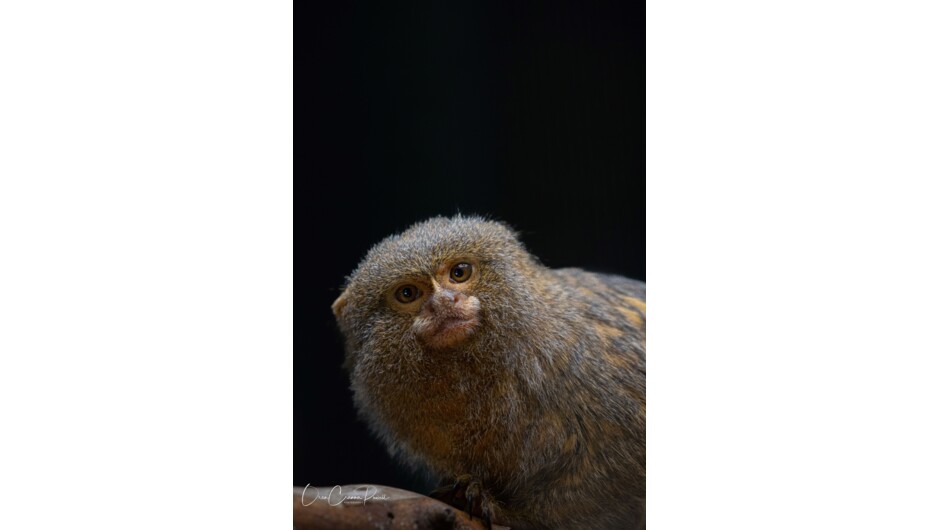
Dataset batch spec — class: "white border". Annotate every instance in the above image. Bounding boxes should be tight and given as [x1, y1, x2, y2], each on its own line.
[648, 0, 940, 528]
[0, 1, 293, 528]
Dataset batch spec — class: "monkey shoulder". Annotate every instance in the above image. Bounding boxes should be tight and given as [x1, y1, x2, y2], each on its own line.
[546, 267, 646, 367]
[549, 267, 645, 310]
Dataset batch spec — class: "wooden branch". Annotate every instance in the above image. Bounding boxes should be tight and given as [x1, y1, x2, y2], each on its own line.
[293, 484, 509, 530]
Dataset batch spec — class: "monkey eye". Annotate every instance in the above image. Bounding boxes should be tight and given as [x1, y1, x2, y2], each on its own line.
[394, 284, 422, 304]
[449, 262, 473, 283]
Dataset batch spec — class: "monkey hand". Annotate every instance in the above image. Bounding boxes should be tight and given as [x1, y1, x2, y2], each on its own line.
[430, 474, 503, 530]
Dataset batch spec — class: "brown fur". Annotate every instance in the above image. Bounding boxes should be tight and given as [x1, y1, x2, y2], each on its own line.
[332, 216, 646, 529]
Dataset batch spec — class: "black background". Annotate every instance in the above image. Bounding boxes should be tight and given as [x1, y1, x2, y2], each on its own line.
[297, 0, 644, 491]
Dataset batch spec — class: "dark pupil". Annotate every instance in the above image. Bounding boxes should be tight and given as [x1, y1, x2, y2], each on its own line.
[401, 287, 412, 298]
[453, 267, 464, 277]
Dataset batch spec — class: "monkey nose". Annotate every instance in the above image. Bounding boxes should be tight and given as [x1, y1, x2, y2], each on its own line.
[433, 289, 463, 308]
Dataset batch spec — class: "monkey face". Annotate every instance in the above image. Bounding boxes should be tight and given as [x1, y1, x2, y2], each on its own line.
[385, 259, 483, 350]
[334, 257, 486, 352]
[332, 216, 538, 360]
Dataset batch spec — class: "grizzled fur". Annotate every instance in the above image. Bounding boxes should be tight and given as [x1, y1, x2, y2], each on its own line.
[332, 216, 646, 530]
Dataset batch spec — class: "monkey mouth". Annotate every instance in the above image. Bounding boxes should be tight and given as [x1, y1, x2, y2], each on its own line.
[419, 315, 478, 348]
[436, 316, 476, 335]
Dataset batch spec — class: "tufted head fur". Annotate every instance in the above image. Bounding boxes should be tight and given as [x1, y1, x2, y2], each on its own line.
[333, 215, 552, 368]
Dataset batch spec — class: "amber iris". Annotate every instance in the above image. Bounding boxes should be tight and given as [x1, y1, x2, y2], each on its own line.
[450, 262, 472, 283]
[395, 284, 421, 303]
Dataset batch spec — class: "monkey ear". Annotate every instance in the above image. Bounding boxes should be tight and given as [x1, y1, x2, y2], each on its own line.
[331, 289, 349, 319]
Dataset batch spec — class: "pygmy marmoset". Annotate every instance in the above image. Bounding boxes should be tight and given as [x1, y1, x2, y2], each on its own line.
[331, 216, 645, 529]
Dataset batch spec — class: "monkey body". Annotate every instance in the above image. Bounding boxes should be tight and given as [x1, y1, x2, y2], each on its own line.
[332, 217, 645, 529]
